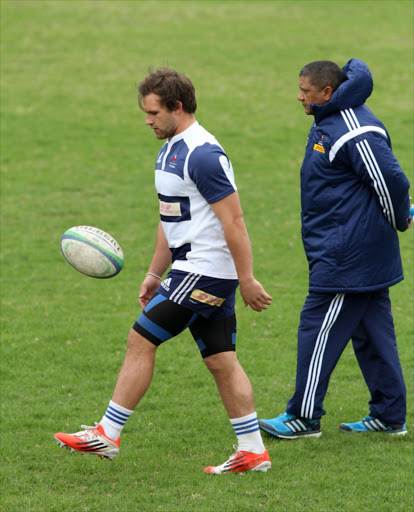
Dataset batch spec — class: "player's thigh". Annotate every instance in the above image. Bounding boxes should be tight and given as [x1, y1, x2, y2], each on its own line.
[189, 313, 236, 359]
[132, 292, 197, 346]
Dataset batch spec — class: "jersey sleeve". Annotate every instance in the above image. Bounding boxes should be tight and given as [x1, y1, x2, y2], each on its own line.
[340, 132, 411, 231]
[187, 143, 237, 204]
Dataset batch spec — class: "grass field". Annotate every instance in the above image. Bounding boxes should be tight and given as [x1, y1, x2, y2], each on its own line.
[1, 1, 413, 511]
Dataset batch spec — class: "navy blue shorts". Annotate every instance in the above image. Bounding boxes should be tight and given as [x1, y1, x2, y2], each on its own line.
[157, 270, 239, 319]
[133, 270, 239, 358]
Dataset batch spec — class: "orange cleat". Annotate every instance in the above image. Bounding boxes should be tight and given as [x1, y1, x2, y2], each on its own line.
[204, 446, 271, 474]
[54, 423, 120, 460]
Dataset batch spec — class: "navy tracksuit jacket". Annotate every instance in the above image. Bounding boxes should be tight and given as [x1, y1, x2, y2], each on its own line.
[286, 59, 411, 423]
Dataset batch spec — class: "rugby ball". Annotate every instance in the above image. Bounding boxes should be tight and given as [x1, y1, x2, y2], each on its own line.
[60, 226, 124, 278]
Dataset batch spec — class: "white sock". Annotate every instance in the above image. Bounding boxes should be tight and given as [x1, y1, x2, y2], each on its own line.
[100, 400, 133, 440]
[230, 412, 265, 454]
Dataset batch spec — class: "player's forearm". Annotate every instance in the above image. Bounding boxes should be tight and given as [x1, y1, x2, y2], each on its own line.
[222, 218, 255, 283]
[148, 222, 172, 277]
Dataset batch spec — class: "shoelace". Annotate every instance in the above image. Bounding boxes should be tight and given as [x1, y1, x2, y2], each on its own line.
[225, 445, 240, 462]
[78, 423, 100, 438]
[80, 422, 99, 430]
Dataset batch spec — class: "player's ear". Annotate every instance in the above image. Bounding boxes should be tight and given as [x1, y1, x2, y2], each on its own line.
[174, 100, 184, 114]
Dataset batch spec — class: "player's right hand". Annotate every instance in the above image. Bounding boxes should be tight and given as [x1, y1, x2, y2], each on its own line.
[139, 276, 160, 309]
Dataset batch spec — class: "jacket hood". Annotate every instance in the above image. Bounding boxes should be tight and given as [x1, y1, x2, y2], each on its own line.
[312, 59, 374, 123]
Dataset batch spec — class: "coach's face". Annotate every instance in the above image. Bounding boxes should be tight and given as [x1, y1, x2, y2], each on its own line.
[142, 93, 179, 140]
[297, 76, 331, 115]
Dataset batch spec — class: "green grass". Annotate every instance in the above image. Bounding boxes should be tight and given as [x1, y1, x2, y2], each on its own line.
[1, 1, 413, 511]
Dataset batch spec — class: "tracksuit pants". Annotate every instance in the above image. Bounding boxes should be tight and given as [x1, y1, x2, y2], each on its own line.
[286, 289, 406, 424]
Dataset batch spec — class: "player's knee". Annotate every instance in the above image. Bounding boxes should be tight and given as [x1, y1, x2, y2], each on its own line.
[127, 328, 157, 354]
[204, 351, 238, 374]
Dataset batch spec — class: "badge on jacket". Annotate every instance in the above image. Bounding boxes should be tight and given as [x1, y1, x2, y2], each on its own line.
[313, 135, 325, 153]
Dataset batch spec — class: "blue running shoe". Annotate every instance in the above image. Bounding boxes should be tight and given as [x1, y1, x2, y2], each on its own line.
[259, 412, 321, 439]
[339, 416, 407, 435]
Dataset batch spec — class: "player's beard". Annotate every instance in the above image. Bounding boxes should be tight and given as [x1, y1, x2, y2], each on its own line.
[155, 115, 178, 140]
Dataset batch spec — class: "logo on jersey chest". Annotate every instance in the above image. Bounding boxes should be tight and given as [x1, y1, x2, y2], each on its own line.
[168, 154, 178, 169]
[160, 201, 182, 217]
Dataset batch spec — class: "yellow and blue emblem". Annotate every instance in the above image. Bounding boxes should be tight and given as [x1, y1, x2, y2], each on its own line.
[313, 135, 325, 153]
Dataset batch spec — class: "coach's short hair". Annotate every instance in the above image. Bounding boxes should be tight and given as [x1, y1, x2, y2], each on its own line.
[299, 61, 346, 92]
[138, 67, 197, 113]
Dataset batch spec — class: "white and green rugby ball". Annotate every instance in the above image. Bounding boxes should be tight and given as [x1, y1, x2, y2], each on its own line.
[60, 226, 124, 278]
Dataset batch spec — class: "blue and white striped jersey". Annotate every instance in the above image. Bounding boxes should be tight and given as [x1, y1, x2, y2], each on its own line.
[154, 121, 238, 279]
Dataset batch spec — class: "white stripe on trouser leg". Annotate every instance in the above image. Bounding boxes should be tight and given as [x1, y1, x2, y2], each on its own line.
[301, 294, 345, 418]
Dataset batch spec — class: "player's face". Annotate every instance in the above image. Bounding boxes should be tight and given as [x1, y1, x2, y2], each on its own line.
[142, 93, 179, 140]
[297, 76, 330, 115]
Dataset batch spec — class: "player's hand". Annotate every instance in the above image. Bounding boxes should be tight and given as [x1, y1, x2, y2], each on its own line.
[239, 277, 272, 312]
[139, 275, 160, 309]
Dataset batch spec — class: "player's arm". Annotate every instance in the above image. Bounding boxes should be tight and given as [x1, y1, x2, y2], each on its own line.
[210, 191, 272, 312]
[139, 221, 171, 308]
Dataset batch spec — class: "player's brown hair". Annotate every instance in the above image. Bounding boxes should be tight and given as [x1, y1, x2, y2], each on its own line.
[138, 67, 197, 113]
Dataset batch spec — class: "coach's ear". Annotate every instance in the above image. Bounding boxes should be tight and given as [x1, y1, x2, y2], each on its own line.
[322, 86, 333, 103]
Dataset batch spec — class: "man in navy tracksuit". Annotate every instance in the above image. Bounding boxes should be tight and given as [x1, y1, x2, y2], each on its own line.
[260, 59, 412, 438]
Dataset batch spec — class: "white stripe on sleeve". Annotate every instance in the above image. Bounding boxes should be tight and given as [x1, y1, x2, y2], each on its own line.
[356, 140, 396, 229]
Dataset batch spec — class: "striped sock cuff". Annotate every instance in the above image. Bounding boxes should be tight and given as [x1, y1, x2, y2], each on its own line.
[230, 412, 264, 453]
[230, 412, 260, 435]
[105, 400, 133, 426]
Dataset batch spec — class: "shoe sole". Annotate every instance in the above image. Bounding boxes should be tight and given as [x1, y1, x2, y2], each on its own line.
[339, 427, 407, 436]
[259, 424, 322, 439]
[274, 431, 322, 439]
[252, 461, 271, 472]
[55, 438, 118, 460]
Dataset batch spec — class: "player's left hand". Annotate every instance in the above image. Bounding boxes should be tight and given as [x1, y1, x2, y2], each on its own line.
[239, 277, 272, 312]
